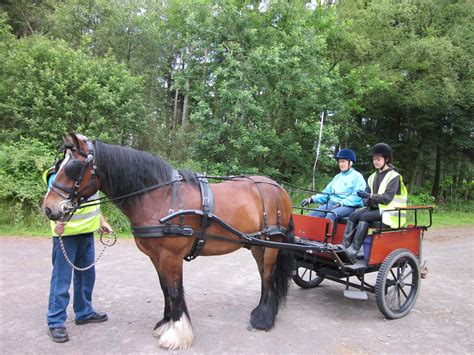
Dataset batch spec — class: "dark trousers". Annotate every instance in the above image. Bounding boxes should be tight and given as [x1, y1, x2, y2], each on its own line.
[349, 208, 381, 224]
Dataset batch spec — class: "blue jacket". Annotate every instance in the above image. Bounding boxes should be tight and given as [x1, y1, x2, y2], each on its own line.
[312, 168, 366, 207]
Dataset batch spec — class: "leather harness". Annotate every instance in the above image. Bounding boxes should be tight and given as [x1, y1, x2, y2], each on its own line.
[131, 172, 287, 261]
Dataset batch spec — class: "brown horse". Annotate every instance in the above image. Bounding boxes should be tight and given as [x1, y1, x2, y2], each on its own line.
[43, 133, 294, 350]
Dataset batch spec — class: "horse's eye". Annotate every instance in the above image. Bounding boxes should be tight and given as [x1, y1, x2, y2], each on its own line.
[54, 159, 64, 172]
[64, 159, 84, 180]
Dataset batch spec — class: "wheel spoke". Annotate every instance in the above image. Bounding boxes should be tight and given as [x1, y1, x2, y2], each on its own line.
[400, 285, 409, 299]
[388, 286, 398, 309]
[399, 260, 408, 279]
[400, 269, 413, 282]
[301, 268, 308, 279]
[386, 284, 396, 298]
[397, 287, 401, 309]
[390, 268, 398, 280]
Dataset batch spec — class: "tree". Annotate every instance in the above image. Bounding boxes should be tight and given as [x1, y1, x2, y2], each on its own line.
[0, 31, 148, 147]
[335, 0, 473, 200]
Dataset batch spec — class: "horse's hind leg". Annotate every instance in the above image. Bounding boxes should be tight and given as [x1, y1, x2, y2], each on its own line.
[250, 241, 294, 331]
[150, 256, 193, 350]
[250, 246, 280, 330]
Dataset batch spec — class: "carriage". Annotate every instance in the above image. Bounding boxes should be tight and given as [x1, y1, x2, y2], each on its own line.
[291, 206, 432, 319]
[43, 133, 433, 350]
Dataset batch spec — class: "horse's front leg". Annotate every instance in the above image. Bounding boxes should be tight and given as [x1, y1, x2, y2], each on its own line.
[152, 271, 171, 330]
[150, 255, 193, 350]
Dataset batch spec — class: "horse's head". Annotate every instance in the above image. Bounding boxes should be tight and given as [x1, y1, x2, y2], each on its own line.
[43, 133, 100, 221]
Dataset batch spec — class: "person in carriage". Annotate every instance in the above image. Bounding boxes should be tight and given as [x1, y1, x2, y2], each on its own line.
[342, 143, 408, 263]
[300, 148, 366, 222]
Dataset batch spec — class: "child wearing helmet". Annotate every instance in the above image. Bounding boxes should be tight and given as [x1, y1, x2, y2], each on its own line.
[342, 143, 408, 263]
[301, 148, 366, 223]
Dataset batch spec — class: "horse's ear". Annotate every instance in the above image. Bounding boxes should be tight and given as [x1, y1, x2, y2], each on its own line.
[64, 132, 80, 149]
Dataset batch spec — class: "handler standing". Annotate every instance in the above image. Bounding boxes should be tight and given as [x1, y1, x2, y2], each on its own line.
[43, 165, 112, 343]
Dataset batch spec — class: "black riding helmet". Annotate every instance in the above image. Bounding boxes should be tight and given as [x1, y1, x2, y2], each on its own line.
[371, 143, 393, 162]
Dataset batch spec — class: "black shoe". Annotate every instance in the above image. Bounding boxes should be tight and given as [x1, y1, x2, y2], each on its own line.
[75, 311, 108, 325]
[48, 327, 69, 343]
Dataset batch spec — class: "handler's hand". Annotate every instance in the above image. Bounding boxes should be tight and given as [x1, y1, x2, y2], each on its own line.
[357, 190, 371, 199]
[301, 198, 313, 207]
[100, 221, 113, 234]
[54, 222, 65, 236]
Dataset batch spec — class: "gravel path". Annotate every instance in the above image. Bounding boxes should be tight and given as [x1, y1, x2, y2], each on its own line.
[0, 226, 473, 354]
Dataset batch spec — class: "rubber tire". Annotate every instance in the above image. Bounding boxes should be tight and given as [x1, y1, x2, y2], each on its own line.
[375, 249, 421, 319]
[293, 265, 324, 289]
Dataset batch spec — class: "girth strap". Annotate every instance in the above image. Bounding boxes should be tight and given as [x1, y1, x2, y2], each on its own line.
[132, 225, 194, 238]
[184, 175, 215, 261]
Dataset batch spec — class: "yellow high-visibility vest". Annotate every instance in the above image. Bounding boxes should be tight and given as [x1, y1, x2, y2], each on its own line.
[368, 170, 408, 228]
[44, 169, 101, 236]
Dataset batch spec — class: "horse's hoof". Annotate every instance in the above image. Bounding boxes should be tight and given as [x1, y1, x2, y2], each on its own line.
[154, 315, 194, 350]
[153, 321, 171, 338]
[247, 324, 257, 332]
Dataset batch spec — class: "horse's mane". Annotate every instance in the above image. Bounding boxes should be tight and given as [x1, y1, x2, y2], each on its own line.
[93, 141, 197, 204]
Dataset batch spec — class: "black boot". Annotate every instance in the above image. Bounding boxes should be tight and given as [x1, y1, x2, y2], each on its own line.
[345, 221, 370, 264]
[340, 220, 356, 249]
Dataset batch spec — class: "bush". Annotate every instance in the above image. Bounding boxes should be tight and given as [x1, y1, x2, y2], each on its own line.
[409, 192, 437, 208]
[0, 138, 53, 209]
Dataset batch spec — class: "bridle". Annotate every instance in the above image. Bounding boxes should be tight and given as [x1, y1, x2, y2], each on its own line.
[50, 141, 98, 214]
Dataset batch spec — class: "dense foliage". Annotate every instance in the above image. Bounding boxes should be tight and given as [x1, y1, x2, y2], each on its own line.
[0, 0, 472, 228]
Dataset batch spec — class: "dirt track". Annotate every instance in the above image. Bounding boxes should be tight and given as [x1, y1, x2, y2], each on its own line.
[1, 227, 473, 354]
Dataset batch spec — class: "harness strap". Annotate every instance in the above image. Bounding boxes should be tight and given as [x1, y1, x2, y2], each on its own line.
[167, 170, 180, 219]
[184, 175, 215, 261]
[132, 225, 194, 238]
[242, 176, 268, 230]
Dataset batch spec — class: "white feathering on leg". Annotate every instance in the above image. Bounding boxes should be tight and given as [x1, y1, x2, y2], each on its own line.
[153, 320, 172, 338]
[155, 314, 194, 350]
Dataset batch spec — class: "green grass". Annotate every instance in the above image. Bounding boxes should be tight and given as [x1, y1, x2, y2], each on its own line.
[431, 210, 473, 229]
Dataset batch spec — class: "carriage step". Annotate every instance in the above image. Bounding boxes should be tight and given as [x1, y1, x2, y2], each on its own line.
[343, 259, 368, 270]
[343, 289, 368, 301]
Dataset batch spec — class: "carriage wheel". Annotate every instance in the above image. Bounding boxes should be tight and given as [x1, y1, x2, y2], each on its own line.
[375, 249, 421, 319]
[292, 265, 324, 289]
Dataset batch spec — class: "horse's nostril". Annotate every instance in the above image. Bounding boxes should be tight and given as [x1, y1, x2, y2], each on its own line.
[44, 207, 52, 218]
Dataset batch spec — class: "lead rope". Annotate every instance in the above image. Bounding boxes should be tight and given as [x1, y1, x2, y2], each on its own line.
[58, 229, 117, 271]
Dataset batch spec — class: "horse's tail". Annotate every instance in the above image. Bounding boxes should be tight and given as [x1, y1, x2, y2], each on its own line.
[272, 216, 295, 308]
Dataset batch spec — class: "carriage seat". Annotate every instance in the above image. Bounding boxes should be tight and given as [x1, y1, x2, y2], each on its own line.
[335, 217, 385, 230]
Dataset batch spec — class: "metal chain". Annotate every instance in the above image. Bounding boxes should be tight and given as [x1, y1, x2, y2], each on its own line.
[58, 229, 117, 271]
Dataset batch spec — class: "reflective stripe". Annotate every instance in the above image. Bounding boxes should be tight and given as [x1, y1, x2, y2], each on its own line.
[69, 209, 100, 220]
[392, 197, 407, 204]
[49, 195, 101, 236]
[368, 170, 408, 228]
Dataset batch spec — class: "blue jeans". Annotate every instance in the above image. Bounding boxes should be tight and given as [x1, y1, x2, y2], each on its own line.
[47, 233, 96, 328]
[308, 202, 357, 223]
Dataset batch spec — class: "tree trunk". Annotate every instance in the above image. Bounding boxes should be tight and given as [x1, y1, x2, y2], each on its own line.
[312, 111, 325, 190]
[408, 149, 422, 193]
[126, 28, 132, 68]
[172, 88, 179, 131]
[181, 79, 189, 128]
[431, 143, 442, 200]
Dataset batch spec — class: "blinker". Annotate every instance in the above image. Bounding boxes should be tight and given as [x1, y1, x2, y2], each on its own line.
[64, 159, 85, 180]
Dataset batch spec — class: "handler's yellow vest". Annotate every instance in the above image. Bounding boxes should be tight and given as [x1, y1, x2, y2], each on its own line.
[44, 169, 101, 236]
[368, 170, 408, 228]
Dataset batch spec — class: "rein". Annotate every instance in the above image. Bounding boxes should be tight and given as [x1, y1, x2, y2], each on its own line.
[75, 174, 337, 210]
